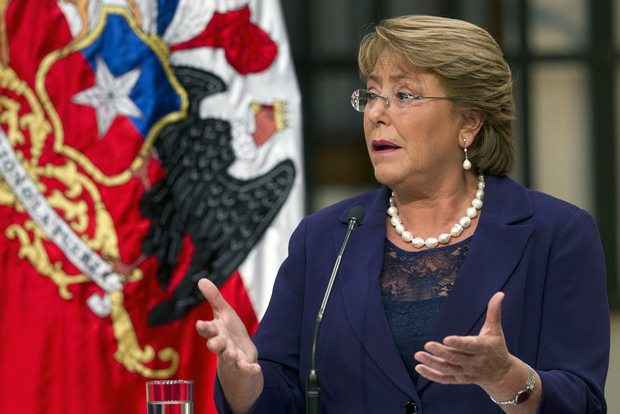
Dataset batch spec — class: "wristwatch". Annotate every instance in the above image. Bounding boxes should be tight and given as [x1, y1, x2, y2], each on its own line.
[489, 364, 537, 407]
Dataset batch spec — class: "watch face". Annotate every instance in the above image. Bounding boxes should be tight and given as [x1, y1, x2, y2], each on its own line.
[515, 388, 533, 404]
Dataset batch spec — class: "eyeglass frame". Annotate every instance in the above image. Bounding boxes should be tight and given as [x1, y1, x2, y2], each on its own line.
[350, 88, 467, 113]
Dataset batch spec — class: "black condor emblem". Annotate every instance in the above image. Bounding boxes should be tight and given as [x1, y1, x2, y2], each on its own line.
[141, 66, 295, 325]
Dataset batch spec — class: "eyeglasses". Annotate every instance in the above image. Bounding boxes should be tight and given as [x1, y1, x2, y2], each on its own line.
[350, 88, 464, 113]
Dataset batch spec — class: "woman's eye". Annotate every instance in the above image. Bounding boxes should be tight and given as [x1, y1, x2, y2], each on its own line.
[367, 91, 380, 100]
[396, 92, 420, 101]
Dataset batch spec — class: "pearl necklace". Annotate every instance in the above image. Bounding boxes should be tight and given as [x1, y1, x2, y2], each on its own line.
[387, 175, 485, 249]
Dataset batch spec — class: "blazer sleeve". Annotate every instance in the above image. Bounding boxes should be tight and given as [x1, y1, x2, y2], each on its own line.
[214, 218, 308, 413]
[536, 209, 610, 413]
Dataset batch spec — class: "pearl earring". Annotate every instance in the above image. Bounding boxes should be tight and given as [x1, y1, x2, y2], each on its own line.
[462, 139, 472, 170]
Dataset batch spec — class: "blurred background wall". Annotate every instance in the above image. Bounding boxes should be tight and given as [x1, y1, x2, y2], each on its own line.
[280, 0, 620, 410]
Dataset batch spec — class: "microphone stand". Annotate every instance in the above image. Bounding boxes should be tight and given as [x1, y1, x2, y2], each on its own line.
[306, 208, 363, 414]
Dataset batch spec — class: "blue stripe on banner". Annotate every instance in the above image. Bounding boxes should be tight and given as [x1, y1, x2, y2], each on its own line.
[157, 0, 180, 36]
[81, 13, 181, 138]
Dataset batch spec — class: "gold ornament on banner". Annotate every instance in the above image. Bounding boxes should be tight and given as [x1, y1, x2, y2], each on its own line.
[0, 5, 189, 379]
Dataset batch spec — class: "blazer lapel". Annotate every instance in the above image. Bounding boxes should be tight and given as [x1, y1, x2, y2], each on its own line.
[416, 176, 534, 392]
[337, 187, 417, 399]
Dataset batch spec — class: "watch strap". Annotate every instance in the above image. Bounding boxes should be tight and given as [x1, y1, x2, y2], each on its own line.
[489, 364, 537, 407]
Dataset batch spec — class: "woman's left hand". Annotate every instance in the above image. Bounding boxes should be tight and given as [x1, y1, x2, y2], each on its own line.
[414, 291, 515, 388]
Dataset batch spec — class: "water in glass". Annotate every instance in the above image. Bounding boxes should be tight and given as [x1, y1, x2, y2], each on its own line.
[147, 401, 193, 414]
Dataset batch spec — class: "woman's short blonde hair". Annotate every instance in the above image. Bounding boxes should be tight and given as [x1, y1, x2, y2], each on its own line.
[359, 15, 514, 175]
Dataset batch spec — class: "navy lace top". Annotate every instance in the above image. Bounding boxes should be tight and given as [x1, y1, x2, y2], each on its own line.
[380, 237, 471, 383]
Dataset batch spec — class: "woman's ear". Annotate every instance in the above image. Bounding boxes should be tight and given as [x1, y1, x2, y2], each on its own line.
[458, 110, 485, 148]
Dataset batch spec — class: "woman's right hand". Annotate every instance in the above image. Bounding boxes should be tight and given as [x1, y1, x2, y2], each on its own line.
[196, 278, 263, 413]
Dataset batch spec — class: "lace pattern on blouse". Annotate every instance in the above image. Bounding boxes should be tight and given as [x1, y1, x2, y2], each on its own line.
[380, 239, 469, 301]
[379, 237, 471, 382]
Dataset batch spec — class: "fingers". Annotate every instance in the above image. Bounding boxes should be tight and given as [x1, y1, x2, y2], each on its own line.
[415, 341, 480, 384]
[237, 359, 262, 375]
[213, 338, 262, 376]
[414, 351, 464, 377]
[416, 341, 496, 385]
[197, 278, 230, 314]
[207, 335, 230, 354]
[442, 335, 484, 353]
[199, 325, 237, 357]
[414, 363, 458, 384]
[481, 291, 505, 334]
[196, 320, 231, 355]
[424, 341, 475, 366]
[197, 323, 257, 368]
[196, 320, 218, 339]
[223, 347, 261, 375]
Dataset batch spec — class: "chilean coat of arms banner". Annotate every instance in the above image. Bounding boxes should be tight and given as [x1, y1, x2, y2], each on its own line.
[0, 0, 303, 412]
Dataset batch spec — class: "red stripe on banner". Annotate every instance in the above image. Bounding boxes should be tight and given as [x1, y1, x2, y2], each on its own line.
[170, 6, 278, 75]
[5, 0, 73, 87]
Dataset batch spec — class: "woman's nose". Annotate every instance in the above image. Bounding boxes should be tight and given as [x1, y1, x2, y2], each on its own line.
[365, 98, 390, 125]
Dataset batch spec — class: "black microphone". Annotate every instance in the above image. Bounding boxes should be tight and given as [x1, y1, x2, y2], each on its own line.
[306, 205, 365, 414]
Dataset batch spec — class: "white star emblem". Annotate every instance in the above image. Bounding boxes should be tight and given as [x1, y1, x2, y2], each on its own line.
[72, 58, 143, 138]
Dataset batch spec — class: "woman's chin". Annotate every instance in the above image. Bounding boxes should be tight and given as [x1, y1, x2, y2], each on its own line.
[373, 168, 408, 188]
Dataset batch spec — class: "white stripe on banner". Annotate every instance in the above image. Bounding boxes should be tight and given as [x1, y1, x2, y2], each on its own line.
[167, 0, 304, 319]
[0, 128, 121, 317]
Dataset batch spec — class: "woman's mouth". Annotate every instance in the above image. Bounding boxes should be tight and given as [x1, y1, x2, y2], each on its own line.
[371, 139, 401, 152]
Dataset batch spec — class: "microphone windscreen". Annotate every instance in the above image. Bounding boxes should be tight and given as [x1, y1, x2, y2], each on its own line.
[346, 205, 365, 223]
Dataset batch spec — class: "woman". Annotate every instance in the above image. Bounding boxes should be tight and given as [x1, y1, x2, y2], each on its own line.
[196, 15, 609, 413]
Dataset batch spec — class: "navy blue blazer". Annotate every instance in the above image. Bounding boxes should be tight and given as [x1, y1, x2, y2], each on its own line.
[216, 175, 609, 413]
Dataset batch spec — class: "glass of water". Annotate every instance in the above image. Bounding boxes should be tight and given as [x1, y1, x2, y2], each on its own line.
[146, 380, 194, 414]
